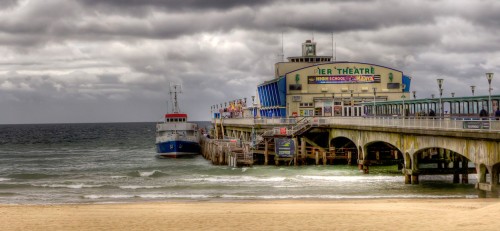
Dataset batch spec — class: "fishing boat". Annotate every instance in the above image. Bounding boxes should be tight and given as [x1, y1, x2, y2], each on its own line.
[155, 84, 201, 158]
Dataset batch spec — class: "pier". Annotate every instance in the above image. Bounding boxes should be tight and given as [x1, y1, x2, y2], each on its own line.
[202, 115, 500, 196]
[201, 138, 253, 167]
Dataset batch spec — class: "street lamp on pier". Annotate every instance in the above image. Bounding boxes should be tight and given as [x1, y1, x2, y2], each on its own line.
[486, 73, 494, 117]
[451, 92, 455, 97]
[470, 85, 475, 96]
[412, 91, 416, 99]
[437, 79, 444, 118]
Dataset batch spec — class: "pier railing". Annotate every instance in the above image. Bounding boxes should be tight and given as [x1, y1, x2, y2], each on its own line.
[215, 116, 500, 134]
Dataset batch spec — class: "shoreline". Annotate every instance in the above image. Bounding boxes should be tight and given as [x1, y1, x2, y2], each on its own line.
[2, 198, 499, 231]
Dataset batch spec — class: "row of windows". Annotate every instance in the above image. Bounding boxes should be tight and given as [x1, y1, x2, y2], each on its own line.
[289, 57, 332, 62]
[299, 102, 314, 107]
[167, 118, 186, 122]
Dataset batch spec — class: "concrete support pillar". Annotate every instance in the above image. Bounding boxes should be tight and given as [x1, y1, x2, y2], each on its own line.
[461, 159, 469, 184]
[347, 150, 351, 165]
[411, 175, 419, 184]
[300, 138, 306, 164]
[264, 140, 269, 165]
[357, 150, 363, 170]
[453, 157, 460, 184]
[331, 148, 336, 165]
[437, 148, 443, 169]
[405, 174, 411, 184]
[293, 138, 298, 167]
[492, 167, 499, 191]
[363, 163, 369, 174]
[444, 150, 450, 169]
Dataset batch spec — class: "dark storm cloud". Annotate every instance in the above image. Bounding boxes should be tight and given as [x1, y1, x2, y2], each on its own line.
[79, 0, 284, 11]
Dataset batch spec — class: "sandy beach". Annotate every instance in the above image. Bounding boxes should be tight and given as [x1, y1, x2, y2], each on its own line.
[1, 199, 499, 231]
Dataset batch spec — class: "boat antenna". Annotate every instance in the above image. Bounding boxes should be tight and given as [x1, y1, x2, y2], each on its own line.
[331, 32, 336, 62]
[281, 32, 284, 62]
[276, 32, 284, 62]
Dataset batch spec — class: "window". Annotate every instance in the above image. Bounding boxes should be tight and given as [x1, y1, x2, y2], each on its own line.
[289, 84, 302, 90]
[387, 83, 400, 89]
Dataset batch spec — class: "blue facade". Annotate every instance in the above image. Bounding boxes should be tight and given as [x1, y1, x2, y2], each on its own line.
[257, 76, 287, 117]
[402, 75, 411, 92]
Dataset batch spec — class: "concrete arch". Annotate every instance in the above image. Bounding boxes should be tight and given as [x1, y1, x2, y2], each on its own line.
[329, 133, 360, 149]
[330, 136, 358, 164]
[363, 140, 403, 165]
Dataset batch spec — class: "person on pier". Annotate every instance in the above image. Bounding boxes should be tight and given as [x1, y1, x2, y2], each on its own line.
[428, 109, 435, 117]
[479, 107, 488, 118]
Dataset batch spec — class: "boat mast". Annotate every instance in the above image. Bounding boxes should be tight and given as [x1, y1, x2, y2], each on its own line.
[170, 83, 182, 113]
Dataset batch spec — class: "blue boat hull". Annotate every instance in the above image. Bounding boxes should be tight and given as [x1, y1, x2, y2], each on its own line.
[155, 140, 200, 158]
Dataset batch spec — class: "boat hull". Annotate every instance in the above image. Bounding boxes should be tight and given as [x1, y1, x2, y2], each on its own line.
[155, 140, 200, 158]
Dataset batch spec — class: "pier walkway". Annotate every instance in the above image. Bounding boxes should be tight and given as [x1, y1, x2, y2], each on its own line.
[207, 116, 500, 196]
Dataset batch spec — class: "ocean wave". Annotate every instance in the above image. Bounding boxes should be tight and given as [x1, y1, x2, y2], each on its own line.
[119, 185, 163, 189]
[185, 175, 286, 183]
[36, 183, 104, 189]
[296, 175, 400, 183]
[138, 194, 210, 199]
[128, 170, 168, 178]
[110, 176, 128, 179]
[83, 194, 211, 200]
[83, 194, 135, 199]
[0, 178, 11, 182]
[219, 194, 470, 200]
[7, 173, 59, 180]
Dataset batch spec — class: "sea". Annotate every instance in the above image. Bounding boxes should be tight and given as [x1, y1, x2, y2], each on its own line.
[0, 122, 479, 204]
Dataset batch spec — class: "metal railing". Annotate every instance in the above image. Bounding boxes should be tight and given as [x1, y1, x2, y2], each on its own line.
[215, 116, 500, 133]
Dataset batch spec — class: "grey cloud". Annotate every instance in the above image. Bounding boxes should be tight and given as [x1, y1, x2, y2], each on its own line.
[78, 0, 277, 11]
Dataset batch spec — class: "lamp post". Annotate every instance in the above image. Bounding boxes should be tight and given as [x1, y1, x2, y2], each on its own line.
[470, 85, 475, 96]
[372, 87, 377, 117]
[412, 90, 416, 99]
[486, 73, 493, 116]
[486, 73, 494, 130]
[437, 79, 444, 118]
[451, 92, 455, 97]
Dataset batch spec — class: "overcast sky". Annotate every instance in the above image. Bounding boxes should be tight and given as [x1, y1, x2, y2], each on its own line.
[1, 0, 499, 124]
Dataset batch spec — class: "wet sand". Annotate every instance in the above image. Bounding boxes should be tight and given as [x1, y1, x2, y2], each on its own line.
[1, 199, 499, 231]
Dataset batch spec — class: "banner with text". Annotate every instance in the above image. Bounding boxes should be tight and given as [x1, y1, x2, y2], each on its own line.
[308, 75, 381, 84]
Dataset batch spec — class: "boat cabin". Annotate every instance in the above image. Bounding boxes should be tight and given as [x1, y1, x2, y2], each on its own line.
[165, 113, 188, 123]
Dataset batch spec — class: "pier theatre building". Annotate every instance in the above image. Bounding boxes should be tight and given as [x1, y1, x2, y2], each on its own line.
[257, 40, 411, 117]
